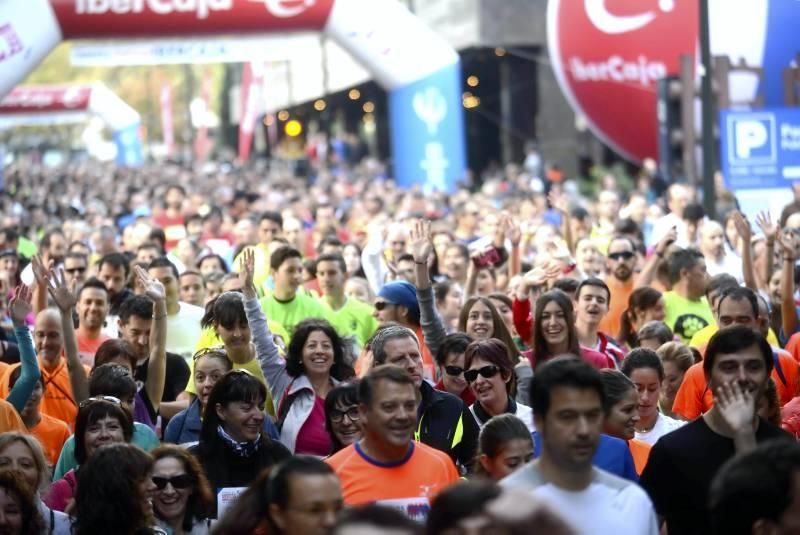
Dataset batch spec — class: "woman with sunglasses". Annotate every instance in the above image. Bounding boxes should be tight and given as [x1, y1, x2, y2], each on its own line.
[190, 370, 290, 516]
[151, 445, 214, 535]
[44, 397, 134, 512]
[598, 370, 652, 475]
[72, 443, 161, 535]
[463, 339, 535, 434]
[324, 381, 362, 455]
[0, 432, 71, 534]
[239, 250, 354, 455]
[617, 287, 665, 349]
[433, 333, 476, 405]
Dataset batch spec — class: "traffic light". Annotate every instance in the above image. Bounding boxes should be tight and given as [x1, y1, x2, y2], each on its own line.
[656, 55, 695, 183]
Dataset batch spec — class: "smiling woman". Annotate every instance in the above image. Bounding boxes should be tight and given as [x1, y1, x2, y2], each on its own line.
[150, 445, 214, 535]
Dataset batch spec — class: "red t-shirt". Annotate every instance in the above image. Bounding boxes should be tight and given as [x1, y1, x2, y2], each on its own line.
[294, 396, 332, 456]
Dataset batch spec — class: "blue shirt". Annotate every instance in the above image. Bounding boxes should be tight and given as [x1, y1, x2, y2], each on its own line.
[164, 399, 279, 447]
[532, 432, 638, 482]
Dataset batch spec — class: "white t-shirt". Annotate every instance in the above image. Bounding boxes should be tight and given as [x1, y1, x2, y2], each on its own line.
[165, 302, 204, 360]
[501, 462, 658, 535]
[468, 400, 536, 434]
[634, 413, 686, 446]
[705, 253, 744, 282]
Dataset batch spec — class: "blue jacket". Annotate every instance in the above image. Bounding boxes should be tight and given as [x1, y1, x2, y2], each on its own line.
[532, 432, 638, 482]
[165, 399, 279, 446]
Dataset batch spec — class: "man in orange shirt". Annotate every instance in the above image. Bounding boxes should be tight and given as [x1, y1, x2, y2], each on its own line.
[75, 278, 111, 367]
[326, 365, 459, 521]
[673, 287, 799, 420]
[599, 237, 638, 338]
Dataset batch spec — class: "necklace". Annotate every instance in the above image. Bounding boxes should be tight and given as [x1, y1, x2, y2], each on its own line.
[636, 413, 658, 433]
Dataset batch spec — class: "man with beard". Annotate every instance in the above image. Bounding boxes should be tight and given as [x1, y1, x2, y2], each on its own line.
[641, 326, 791, 533]
[700, 220, 743, 281]
[326, 365, 459, 521]
[501, 356, 657, 533]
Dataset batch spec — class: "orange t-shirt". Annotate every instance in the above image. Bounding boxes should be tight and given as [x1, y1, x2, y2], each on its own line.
[326, 441, 459, 521]
[1, 358, 90, 429]
[77, 332, 111, 367]
[0, 399, 25, 433]
[786, 332, 800, 363]
[30, 413, 70, 466]
[672, 348, 799, 421]
[628, 438, 652, 475]
[599, 277, 634, 340]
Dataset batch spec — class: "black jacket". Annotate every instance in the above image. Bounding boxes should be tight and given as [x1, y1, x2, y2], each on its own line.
[416, 381, 478, 470]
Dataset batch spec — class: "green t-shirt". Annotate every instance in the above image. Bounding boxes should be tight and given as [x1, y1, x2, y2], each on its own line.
[663, 291, 714, 344]
[321, 296, 379, 348]
[259, 290, 329, 340]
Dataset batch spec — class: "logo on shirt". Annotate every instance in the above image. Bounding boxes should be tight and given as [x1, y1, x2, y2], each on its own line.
[673, 314, 709, 341]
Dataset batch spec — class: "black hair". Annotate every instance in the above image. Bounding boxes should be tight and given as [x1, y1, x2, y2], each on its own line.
[359, 365, 417, 408]
[599, 369, 635, 408]
[529, 356, 606, 417]
[637, 321, 674, 346]
[88, 363, 137, 401]
[473, 414, 532, 478]
[717, 286, 758, 319]
[149, 228, 167, 250]
[667, 248, 704, 285]
[78, 277, 109, 300]
[286, 319, 354, 381]
[706, 274, 739, 301]
[259, 211, 283, 227]
[74, 400, 134, 465]
[165, 183, 187, 197]
[317, 236, 343, 254]
[532, 291, 581, 364]
[316, 253, 347, 274]
[199, 370, 267, 444]
[710, 440, 800, 534]
[336, 503, 421, 534]
[621, 348, 665, 382]
[464, 338, 517, 398]
[148, 256, 180, 279]
[551, 278, 580, 295]
[435, 333, 472, 367]
[575, 277, 611, 303]
[198, 253, 229, 273]
[618, 287, 663, 347]
[704, 326, 773, 378]
[433, 280, 456, 305]
[270, 246, 302, 272]
[427, 480, 502, 535]
[682, 202, 706, 223]
[180, 269, 203, 281]
[201, 291, 247, 331]
[324, 380, 360, 453]
[40, 227, 65, 249]
[396, 253, 415, 264]
[97, 252, 130, 277]
[117, 294, 153, 324]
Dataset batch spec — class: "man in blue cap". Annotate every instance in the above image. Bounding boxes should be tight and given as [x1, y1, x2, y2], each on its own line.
[374, 280, 435, 381]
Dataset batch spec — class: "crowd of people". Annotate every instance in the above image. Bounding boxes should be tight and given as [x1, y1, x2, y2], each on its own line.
[0, 156, 797, 533]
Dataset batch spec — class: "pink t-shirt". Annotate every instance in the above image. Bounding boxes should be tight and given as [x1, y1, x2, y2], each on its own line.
[294, 396, 332, 456]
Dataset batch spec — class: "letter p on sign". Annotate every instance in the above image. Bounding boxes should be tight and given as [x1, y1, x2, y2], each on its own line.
[735, 120, 769, 159]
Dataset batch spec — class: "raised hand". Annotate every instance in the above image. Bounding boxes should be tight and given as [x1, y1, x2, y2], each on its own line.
[777, 229, 798, 261]
[732, 211, 752, 244]
[547, 190, 568, 214]
[30, 255, 53, 288]
[46, 268, 77, 312]
[715, 381, 756, 433]
[408, 220, 433, 265]
[8, 285, 32, 327]
[238, 248, 257, 298]
[134, 266, 166, 303]
[501, 213, 522, 246]
[656, 226, 678, 256]
[756, 211, 778, 242]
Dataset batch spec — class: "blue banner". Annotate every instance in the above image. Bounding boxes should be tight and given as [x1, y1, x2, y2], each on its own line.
[113, 123, 144, 167]
[388, 62, 466, 193]
[720, 108, 800, 190]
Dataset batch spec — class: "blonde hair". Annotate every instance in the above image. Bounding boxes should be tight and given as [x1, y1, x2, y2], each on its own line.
[0, 433, 49, 490]
[656, 342, 695, 373]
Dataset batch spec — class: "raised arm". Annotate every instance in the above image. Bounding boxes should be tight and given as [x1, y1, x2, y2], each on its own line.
[756, 211, 778, 288]
[635, 227, 677, 289]
[134, 266, 167, 414]
[733, 212, 756, 291]
[410, 220, 448, 358]
[502, 214, 522, 281]
[549, 190, 574, 256]
[30, 256, 51, 316]
[779, 230, 798, 339]
[240, 249, 289, 399]
[6, 285, 40, 412]
[45, 267, 88, 403]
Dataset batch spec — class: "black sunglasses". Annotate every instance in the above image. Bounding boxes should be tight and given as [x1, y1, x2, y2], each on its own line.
[64, 267, 87, 274]
[464, 365, 500, 383]
[152, 474, 194, 490]
[608, 251, 635, 261]
[444, 365, 465, 377]
[374, 301, 395, 311]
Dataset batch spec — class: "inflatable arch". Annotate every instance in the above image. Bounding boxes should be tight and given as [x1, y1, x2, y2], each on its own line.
[0, 0, 466, 191]
[0, 82, 144, 166]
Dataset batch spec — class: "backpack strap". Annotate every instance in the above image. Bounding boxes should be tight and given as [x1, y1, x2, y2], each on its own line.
[276, 379, 299, 431]
[773, 350, 788, 387]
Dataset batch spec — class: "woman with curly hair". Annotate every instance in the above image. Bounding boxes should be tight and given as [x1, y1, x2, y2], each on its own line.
[239, 251, 354, 455]
[151, 445, 215, 534]
[72, 443, 159, 535]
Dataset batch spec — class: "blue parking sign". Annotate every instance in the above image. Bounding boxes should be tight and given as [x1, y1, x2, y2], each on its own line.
[720, 108, 800, 190]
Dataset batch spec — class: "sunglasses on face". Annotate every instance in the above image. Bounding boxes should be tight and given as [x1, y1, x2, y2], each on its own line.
[64, 267, 87, 274]
[329, 407, 360, 423]
[608, 251, 635, 261]
[152, 474, 193, 490]
[374, 301, 395, 311]
[444, 365, 465, 377]
[464, 365, 500, 383]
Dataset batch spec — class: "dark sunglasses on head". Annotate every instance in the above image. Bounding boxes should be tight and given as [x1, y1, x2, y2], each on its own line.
[374, 301, 395, 311]
[464, 365, 500, 383]
[608, 251, 635, 261]
[152, 474, 193, 490]
[329, 407, 360, 423]
[444, 365, 465, 377]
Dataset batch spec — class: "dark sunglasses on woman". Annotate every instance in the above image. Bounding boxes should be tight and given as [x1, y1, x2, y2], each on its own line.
[464, 365, 500, 383]
[152, 474, 194, 490]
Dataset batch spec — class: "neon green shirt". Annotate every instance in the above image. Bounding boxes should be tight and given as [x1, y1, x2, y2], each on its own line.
[320, 296, 379, 348]
[663, 291, 714, 344]
[259, 290, 329, 340]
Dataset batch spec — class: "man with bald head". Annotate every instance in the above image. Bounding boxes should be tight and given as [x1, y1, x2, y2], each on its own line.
[652, 184, 692, 247]
[699, 221, 743, 281]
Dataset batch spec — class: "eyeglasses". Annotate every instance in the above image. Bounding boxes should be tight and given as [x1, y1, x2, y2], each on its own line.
[192, 346, 227, 362]
[329, 407, 360, 423]
[152, 474, 194, 490]
[374, 301, 395, 311]
[464, 365, 500, 383]
[79, 395, 121, 408]
[64, 267, 87, 274]
[444, 365, 465, 377]
[608, 251, 635, 261]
